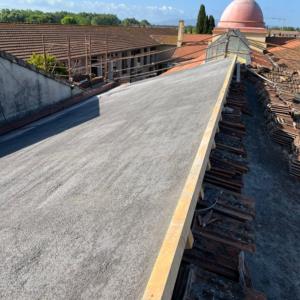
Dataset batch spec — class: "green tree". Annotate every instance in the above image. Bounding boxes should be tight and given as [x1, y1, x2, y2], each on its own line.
[196, 4, 206, 33]
[122, 18, 140, 26]
[61, 15, 77, 25]
[0, 9, 148, 27]
[140, 19, 151, 27]
[26, 13, 51, 24]
[91, 14, 121, 25]
[203, 15, 209, 33]
[185, 26, 194, 34]
[75, 15, 91, 25]
[27, 53, 67, 75]
[207, 15, 216, 34]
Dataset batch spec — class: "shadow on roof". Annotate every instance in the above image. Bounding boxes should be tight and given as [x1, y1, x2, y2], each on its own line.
[0, 96, 100, 158]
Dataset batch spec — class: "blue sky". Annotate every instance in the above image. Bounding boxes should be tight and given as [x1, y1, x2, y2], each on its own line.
[0, 0, 299, 27]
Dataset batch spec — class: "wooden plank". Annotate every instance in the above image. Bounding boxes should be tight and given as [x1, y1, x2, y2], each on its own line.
[142, 57, 237, 300]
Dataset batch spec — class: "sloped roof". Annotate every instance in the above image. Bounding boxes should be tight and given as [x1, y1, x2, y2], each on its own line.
[173, 34, 211, 60]
[0, 23, 177, 60]
[183, 34, 212, 44]
[165, 34, 212, 74]
[268, 39, 300, 70]
[251, 50, 273, 68]
[0, 58, 235, 300]
[151, 34, 212, 47]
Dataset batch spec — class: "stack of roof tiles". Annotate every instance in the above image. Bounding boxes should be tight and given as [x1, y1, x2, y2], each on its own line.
[255, 79, 300, 179]
[250, 37, 300, 179]
[0, 23, 177, 61]
[259, 67, 300, 95]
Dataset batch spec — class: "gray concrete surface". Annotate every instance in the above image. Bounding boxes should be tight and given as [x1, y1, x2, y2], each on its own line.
[0, 52, 81, 126]
[0, 58, 233, 300]
[243, 82, 300, 300]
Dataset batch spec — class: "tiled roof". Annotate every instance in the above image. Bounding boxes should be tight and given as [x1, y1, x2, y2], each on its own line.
[151, 34, 212, 46]
[164, 56, 206, 75]
[151, 35, 177, 45]
[173, 34, 211, 60]
[268, 39, 300, 70]
[165, 34, 212, 74]
[183, 34, 212, 44]
[172, 44, 207, 61]
[251, 50, 273, 68]
[250, 39, 300, 70]
[0, 23, 177, 61]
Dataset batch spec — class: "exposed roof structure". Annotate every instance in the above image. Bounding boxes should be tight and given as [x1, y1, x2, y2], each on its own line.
[0, 58, 235, 300]
[0, 23, 177, 60]
[218, 0, 265, 29]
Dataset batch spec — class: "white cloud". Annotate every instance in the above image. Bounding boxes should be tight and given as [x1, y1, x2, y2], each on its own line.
[10, 0, 76, 9]
[146, 5, 184, 15]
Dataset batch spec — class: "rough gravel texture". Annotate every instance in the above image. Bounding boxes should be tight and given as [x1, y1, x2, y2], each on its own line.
[244, 81, 300, 300]
[0, 58, 232, 300]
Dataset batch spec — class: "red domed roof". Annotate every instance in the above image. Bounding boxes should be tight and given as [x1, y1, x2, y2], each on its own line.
[218, 0, 265, 29]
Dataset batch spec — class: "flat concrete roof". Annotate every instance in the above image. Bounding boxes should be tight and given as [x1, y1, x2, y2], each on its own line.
[0, 58, 234, 300]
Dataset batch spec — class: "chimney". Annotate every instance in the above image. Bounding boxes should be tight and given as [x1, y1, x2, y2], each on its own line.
[177, 20, 185, 47]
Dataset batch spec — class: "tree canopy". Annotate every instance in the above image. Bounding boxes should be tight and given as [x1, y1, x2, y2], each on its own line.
[196, 5, 206, 34]
[140, 20, 151, 27]
[0, 9, 151, 27]
[196, 4, 215, 34]
[27, 53, 67, 76]
[122, 18, 140, 26]
[61, 16, 77, 25]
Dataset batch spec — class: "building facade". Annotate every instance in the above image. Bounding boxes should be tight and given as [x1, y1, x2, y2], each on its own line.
[0, 23, 178, 83]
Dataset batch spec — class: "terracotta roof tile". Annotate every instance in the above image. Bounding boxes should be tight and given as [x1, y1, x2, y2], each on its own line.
[183, 34, 212, 43]
[0, 23, 177, 60]
[268, 39, 300, 70]
[151, 35, 177, 45]
[251, 50, 273, 68]
[172, 44, 207, 61]
[164, 56, 206, 75]
[165, 35, 212, 74]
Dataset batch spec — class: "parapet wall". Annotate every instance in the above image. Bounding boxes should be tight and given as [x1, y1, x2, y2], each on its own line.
[0, 51, 82, 127]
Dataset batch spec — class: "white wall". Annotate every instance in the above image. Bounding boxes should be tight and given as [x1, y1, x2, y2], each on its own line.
[0, 55, 81, 125]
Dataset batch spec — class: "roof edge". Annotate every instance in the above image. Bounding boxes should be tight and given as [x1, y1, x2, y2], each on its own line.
[142, 57, 237, 300]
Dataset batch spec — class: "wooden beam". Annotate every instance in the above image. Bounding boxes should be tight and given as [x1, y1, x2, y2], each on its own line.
[142, 56, 237, 300]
